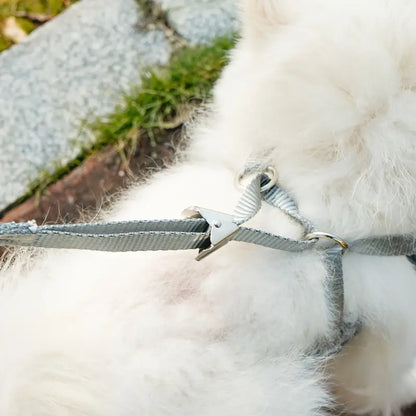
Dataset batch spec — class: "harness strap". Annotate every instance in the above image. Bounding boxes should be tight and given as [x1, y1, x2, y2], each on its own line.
[350, 236, 416, 256]
[1, 172, 414, 357]
[312, 247, 361, 356]
[261, 177, 316, 234]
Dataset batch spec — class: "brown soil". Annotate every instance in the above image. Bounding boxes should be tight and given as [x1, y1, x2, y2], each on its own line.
[0, 129, 181, 225]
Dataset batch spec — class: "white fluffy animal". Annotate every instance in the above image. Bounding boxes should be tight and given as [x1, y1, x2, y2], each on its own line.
[2, 0, 416, 414]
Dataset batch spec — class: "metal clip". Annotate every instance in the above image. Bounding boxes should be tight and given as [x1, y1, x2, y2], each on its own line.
[183, 206, 239, 261]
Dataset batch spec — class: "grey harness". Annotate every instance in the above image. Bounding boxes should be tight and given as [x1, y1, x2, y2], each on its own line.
[1, 170, 415, 355]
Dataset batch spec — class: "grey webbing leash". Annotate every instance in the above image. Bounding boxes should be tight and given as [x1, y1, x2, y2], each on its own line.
[1, 170, 415, 355]
[0, 214, 316, 255]
[2, 216, 415, 257]
[0, 219, 211, 253]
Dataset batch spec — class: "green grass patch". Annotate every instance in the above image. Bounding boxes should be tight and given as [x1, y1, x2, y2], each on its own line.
[91, 36, 235, 148]
[0, 0, 77, 16]
[15, 15, 35, 32]
[0, 0, 78, 52]
[0, 32, 11, 50]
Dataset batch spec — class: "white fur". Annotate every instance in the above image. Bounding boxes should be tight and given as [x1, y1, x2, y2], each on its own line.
[2, 0, 416, 414]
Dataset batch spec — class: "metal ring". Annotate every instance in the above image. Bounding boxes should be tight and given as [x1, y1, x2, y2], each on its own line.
[236, 166, 278, 191]
[304, 231, 349, 251]
[260, 166, 278, 192]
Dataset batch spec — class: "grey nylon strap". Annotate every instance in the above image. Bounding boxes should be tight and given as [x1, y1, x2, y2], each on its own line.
[233, 175, 262, 225]
[261, 177, 316, 234]
[324, 247, 345, 329]
[313, 247, 361, 356]
[0, 175, 319, 254]
[350, 236, 416, 256]
[0, 219, 318, 253]
[0, 219, 210, 252]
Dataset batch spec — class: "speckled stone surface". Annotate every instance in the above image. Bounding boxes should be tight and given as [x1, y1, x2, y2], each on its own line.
[155, 0, 239, 44]
[0, 0, 171, 211]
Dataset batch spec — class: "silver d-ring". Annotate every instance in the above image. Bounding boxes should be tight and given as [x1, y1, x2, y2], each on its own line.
[305, 231, 349, 251]
[235, 166, 278, 191]
[260, 166, 278, 192]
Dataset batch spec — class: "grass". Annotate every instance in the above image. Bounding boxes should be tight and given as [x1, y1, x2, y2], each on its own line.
[0, 0, 78, 52]
[92, 37, 235, 148]
[0, 0, 77, 16]
[3, 36, 236, 213]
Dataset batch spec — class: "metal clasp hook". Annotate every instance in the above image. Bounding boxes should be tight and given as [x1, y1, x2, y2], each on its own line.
[183, 206, 239, 261]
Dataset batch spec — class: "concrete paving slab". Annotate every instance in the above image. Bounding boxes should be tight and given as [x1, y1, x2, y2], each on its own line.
[0, 0, 171, 212]
[155, 0, 239, 44]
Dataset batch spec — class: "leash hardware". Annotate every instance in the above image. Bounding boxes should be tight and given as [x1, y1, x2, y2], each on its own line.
[305, 231, 349, 251]
[183, 206, 239, 261]
[236, 166, 278, 192]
